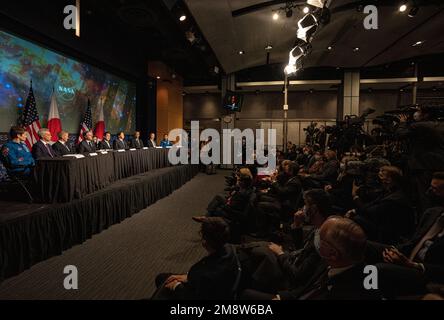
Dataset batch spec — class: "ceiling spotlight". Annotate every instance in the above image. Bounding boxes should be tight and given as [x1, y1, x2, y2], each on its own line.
[412, 40, 425, 47]
[327, 46, 333, 51]
[273, 12, 279, 20]
[156, 76, 161, 80]
[309, 89, 314, 94]
[307, 0, 327, 8]
[353, 47, 360, 52]
[286, 9, 293, 18]
[179, 15, 187, 22]
[399, 4, 407, 12]
[265, 45, 273, 50]
[285, 46, 305, 75]
[303, 7, 310, 14]
[297, 13, 318, 42]
[408, 6, 419, 17]
[239, 50, 245, 55]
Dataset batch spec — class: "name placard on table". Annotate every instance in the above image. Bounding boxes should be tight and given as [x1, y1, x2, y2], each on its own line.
[63, 154, 85, 159]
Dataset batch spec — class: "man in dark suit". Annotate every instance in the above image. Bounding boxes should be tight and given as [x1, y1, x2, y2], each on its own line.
[77, 130, 97, 154]
[346, 166, 415, 245]
[113, 131, 128, 150]
[52, 131, 74, 156]
[369, 172, 444, 297]
[99, 132, 112, 150]
[152, 218, 239, 300]
[239, 189, 333, 299]
[300, 150, 339, 188]
[32, 128, 55, 160]
[147, 132, 157, 148]
[293, 217, 381, 300]
[129, 131, 144, 149]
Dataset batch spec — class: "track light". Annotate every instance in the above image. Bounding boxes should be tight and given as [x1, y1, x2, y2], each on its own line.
[399, 4, 407, 12]
[307, 0, 327, 8]
[285, 46, 305, 75]
[273, 12, 279, 20]
[179, 15, 187, 22]
[408, 5, 419, 17]
[303, 6, 310, 14]
[297, 13, 318, 43]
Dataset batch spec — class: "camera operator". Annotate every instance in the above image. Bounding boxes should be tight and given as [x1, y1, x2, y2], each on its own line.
[395, 107, 444, 213]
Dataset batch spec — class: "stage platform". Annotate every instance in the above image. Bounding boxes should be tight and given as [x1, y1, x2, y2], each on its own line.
[0, 164, 199, 282]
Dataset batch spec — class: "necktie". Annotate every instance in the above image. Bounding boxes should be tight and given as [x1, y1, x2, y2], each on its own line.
[45, 143, 54, 158]
[409, 213, 444, 261]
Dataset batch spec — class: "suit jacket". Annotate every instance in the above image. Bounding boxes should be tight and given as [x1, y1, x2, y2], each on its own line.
[146, 139, 156, 148]
[77, 140, 97, 154]
[113, 139, 128, 150]
[32, 140, 55, 160]
[288, 263, 381, 300]
[52, 141, 74, 156]
[129, 138, 144, 149]
[174, 245, 239, 300]
[398, 206, 444, 283]
[269, 175, 302, 211]
[99, 140, 112, 150]
[354, 189, 416, 245]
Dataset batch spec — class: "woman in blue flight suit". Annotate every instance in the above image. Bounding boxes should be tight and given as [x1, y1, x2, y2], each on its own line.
[1, 126, 35, 175]
[160, 134, 173, 148]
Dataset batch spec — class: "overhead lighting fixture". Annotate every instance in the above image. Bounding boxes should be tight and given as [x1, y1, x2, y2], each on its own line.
[273, 12, 279, 20]
[284, 46, 305, 75]
[327, 46, 332, 51]
[179, 15, 187, 22]
[353, 47, 360, 52]
[156, 76, 161, 80]
[307, 0, 327, 8]
[412, 40, 425, 47]
[399, 4, 408, 12]
[265, 45, 273, 50]
[303, 7, 310, 14]
[297, 13, 318, 42]
[239, 50, 245, 55]
[408, 5, 419, 17]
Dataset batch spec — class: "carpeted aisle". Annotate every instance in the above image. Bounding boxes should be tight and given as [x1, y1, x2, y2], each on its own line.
[0, 171, 226, 300]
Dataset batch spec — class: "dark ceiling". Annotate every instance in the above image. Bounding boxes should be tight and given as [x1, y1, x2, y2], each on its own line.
[184, 0, 444, 76]
[0, 0, 221, 84]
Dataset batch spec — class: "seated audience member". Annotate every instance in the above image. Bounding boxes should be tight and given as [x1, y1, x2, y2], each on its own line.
[129, 131, 144, 149]
[77, 131, 97, 154]
[300, 150, 339, 188]
[0, 126, 35, 175]
[255, 161, 302, 237]
[368, 172, 444, 297]
[160, 134, 173, 148]
[32, 128, 55, 159]
[147, 132, 157, 148]
[152, 217, 239, 300]
[295, 217, 381, 300]
[240, 189, 333, 299]
[99, 131, 112, 150]
[192, 168, 254, 224]
[52, 131, 74, 156]
[346, 165, 415, 245]
[113, 131, 128, 150]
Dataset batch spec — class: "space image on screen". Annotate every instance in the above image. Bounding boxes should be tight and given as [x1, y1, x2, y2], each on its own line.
[0, 30, 136, 134]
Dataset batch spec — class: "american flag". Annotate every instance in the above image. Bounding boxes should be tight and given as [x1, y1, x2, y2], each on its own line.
[22, 82, 41, 149]
[77, 100, 93, 144]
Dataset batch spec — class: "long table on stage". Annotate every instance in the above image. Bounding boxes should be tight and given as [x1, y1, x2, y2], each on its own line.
[35, 148, 170, 203]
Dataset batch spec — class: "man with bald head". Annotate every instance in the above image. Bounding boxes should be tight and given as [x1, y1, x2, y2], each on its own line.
[296, 217, 381, 300]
